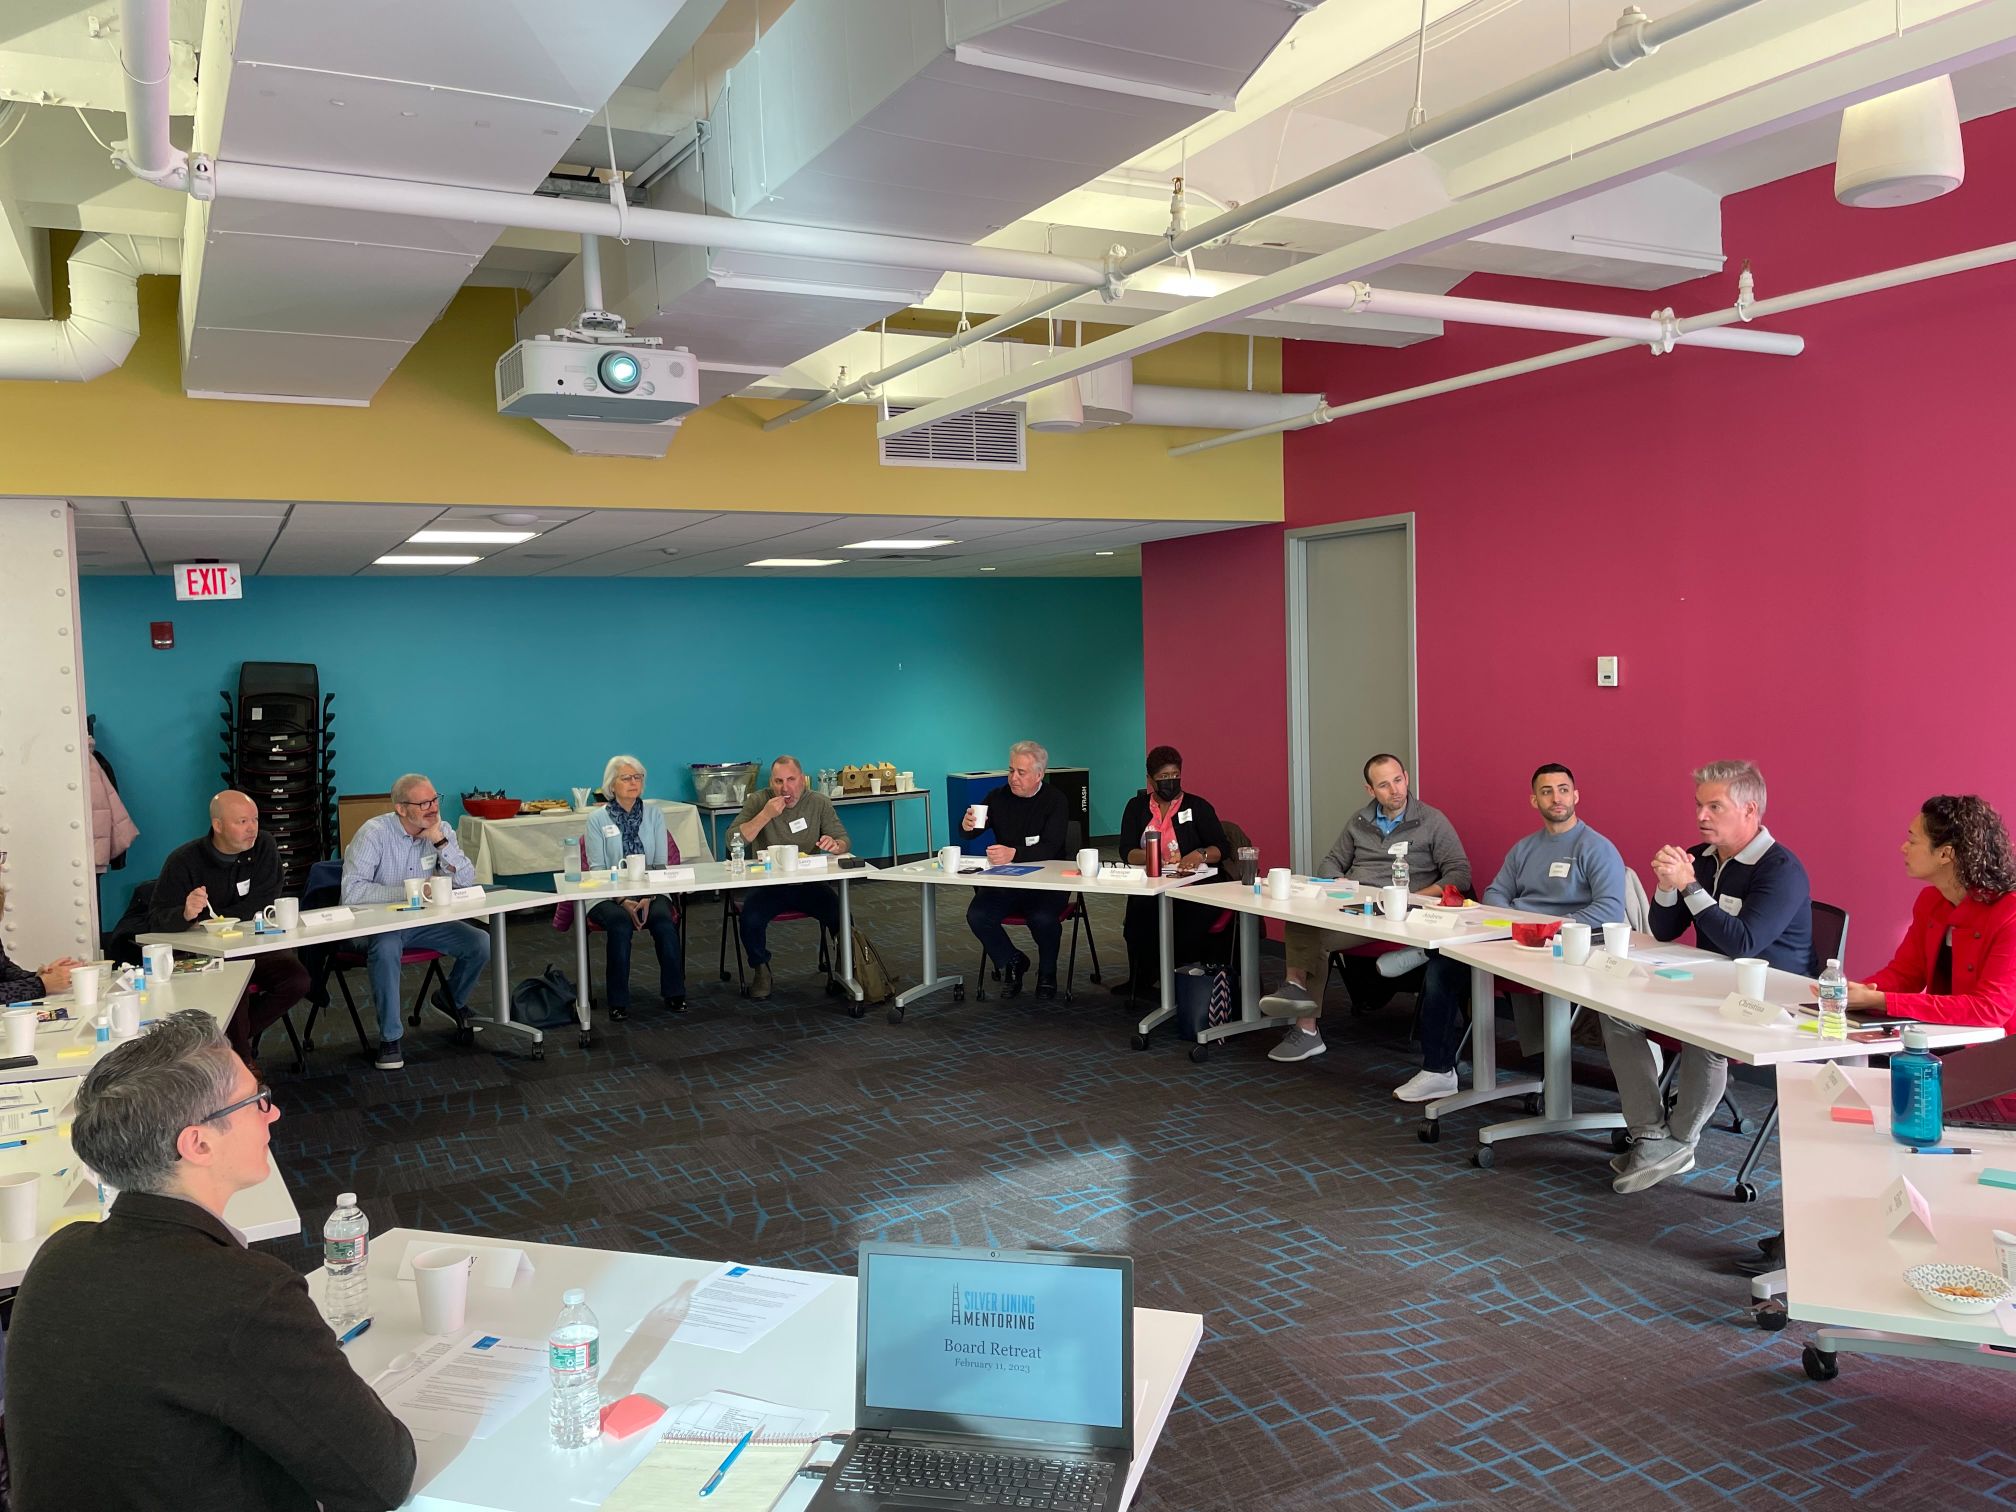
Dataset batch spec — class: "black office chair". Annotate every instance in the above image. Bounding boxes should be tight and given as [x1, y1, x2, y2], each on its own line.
[974, 821, 1102, 1003]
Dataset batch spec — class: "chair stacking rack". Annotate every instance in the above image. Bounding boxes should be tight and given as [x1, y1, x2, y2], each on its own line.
[219, 662, 335, 897]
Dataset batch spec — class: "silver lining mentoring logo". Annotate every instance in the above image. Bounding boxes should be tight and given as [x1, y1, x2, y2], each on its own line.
[952, 1280, 1039, 1330]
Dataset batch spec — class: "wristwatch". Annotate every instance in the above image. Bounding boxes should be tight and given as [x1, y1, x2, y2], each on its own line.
[433, 835, 450, 848]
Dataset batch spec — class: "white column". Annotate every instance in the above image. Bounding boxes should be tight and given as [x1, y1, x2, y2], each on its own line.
[0, 499, 98, 960]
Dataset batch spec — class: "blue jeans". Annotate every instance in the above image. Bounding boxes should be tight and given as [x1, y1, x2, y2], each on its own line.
[366, 921, 490, 1043]
[588, 896, 684, 1006]
[967, 888, 1066, 977]
[738, 883, 839, 967]
[1416, 953, 1473, 1074]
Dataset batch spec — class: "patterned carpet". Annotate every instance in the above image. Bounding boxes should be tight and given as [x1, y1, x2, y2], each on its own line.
[256, 884, 2016, 1512]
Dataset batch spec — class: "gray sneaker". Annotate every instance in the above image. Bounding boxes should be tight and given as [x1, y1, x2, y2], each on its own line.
[1258, 981, 1315, 1017]
[1268, 1026, 1327, 1063]
[1611, 1136, 1696, 1194]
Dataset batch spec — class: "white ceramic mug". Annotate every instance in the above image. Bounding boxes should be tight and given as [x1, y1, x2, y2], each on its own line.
[142, 944, 173, 978]
[403, 877, 425, 907]
[262, 898, 300, 932]
[1266, 867, 1292, 900]
[71, 962, 105, 1007]
[939, 846, 963, 872]
[3, 1009, 37, 1058]
[1734, 957, 1768, 998]
[423, 876, 453, 907]
[412, 1246, 473, 1336]
[1560, 922, 1593, 965]
[108, 991, 141, 1039]
[1381, 886, 1410, 919]
[1602, 921, 1632, 958]
[624, 853, 647, 879]
[0, 1172, 39, 1243]
[1076, 847, 1101, 878]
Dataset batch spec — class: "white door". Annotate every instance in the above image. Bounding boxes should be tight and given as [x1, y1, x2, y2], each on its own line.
[1286, 516, 1416, 872]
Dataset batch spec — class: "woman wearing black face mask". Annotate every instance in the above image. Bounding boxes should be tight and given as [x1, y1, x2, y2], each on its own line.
[1112, 745, 1229, 1001]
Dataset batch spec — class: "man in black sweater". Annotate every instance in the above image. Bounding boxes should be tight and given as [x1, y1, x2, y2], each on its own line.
[961, 739, 1072, 997]
[6, 1011, 416, 1512]
[145, 790, 309, 1059]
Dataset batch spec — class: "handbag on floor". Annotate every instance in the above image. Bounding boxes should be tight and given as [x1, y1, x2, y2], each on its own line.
[843, 926, 899, 1004]
[511, 964, 580, 1029]
[1173, 964, 1233, 1042]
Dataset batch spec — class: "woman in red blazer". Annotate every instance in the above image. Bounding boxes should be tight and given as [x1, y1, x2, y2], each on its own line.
[1844, 794, 2016, 1030]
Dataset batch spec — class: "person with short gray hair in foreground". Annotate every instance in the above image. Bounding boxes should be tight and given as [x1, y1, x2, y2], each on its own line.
[4, 1011, 416, 1512]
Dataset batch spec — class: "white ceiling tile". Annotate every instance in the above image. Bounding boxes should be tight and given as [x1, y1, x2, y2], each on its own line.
[124, 499, 294, 519]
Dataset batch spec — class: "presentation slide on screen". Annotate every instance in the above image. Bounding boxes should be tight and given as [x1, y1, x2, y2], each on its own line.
[863, 1255, 1124, 1428]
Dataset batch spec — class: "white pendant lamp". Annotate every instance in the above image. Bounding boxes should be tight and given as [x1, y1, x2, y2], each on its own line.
[1835, 76, 1965, 208]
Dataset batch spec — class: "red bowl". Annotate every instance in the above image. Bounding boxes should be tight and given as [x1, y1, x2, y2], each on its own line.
[462, 797, 522, 820]
[1510, 920, 1563, 948]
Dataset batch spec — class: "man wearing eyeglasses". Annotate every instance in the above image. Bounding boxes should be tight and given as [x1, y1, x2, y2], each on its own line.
[340, 772, 490, 1070]
[5, 1011, 417, 1512]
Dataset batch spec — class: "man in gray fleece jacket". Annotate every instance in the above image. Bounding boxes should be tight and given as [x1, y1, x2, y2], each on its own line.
[1261, 753, 1471, 1063]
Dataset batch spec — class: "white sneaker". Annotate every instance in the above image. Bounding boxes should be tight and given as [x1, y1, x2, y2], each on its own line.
[1392, 1069, 1460, 1103]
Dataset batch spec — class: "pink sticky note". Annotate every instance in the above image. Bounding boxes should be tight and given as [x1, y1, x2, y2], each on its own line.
[599, 1394, 665, 1440]
[1829, 1105, 1875, 1125]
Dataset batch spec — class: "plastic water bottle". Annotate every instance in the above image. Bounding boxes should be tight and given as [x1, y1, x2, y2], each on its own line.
[1890, 1025, 1943, 1148]
[323, 1192, 369, 1328]
[1390, 841, 1410, 895]
[562, 837, 581, 884]
[1817, 958, 1849, 1041]
[548, 1288, 603, 1447]
[1142, 826, 1161, 878]
[728, 829, 746, 877]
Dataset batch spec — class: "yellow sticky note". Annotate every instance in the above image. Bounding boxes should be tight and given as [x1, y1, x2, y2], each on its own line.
[57, 1047, 93, 1060]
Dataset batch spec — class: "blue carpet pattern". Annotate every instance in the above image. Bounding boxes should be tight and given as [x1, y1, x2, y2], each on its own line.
[257, 887, 2014, 1511]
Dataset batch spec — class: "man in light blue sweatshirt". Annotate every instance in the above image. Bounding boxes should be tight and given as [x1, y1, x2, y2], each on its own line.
[1393, 763, 1628, 1104]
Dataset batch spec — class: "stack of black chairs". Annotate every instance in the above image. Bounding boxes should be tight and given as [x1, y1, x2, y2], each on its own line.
[219, 662, 335, 896]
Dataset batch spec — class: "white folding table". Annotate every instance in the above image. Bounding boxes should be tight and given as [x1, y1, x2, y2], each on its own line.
[326, 1227, 1202, 1512]
[865, 859, 1200, 1025]
[1, 959, 253, 1086]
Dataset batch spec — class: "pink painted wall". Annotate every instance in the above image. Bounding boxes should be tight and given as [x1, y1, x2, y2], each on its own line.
[1144, 111, 2016, 972]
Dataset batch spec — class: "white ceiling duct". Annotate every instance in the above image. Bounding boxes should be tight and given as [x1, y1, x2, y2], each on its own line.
[0, 233, 178, 381]
[1009, 349, 1137, 433]
[1835, 77, 1965, 207]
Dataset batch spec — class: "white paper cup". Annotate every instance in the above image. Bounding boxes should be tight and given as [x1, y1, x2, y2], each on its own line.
[1266, 867, 1292, 900]
[4, 1010, 37, 1058]
[423, 876, 452, 907]
[263, 898, 300, 932]
[1734, 957, 1768, 998]
[898, 773, 915, 791]
[1560, 922, 1593, 965]
[71, 963, 104, 1007]
[108, 991, 141, 1039]
[403, 878, 424, 907]
[1076, 847, 1101, 878]
[413, 1246, 472, 1335]
[870, 777, 883, 795]
[1602, 922, 1632, 958]
[143, 944, 173, 978]
[939, 846, 963, 872]
[0, 1173, 39, 1244]
[1381, 886, 1410, 918]
[968, 804, 988, 829]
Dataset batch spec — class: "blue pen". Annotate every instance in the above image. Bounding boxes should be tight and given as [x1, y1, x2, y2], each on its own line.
[701, 1430, 754, 1497]
[335, 1316, 373, 1345]
[0, 1139, 26, 1151]
[1907, 1147, 1976, 1156]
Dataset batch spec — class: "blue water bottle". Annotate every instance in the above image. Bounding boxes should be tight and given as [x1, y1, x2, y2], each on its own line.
[1889, 1024, 1942, 1148]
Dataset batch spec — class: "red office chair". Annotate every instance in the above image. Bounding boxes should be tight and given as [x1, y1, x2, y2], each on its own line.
[551, 837, 686, 1018]
[295, 860, 445, 1054]
[719, 896, 833, 994]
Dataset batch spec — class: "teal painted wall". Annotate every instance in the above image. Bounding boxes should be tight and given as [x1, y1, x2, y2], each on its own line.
[81, 575, 1146, 916]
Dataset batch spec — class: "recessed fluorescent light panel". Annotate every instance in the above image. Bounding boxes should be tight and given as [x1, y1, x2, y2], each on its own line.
[747, 558, 845, 567]
[407, 530, 539, 544]
[841, 538, 957, 549]
[373, 554, 481, 566]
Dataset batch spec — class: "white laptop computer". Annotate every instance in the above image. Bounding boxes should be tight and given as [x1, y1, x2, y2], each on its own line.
[808, 1242, 1134, 1512]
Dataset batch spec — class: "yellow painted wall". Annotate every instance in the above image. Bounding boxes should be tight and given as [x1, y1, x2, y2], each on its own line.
[0, 281, 1284, 521]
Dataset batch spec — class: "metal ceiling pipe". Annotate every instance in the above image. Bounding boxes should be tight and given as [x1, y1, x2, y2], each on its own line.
[1125, 384, 1323, 430]
[207, 161, 1108, 288]
[761, 0, 1769, 432]
[1307, 282, 1804, 355]
[1167, 236, 2016, 456]
[0, 233, 180, 381]
[113, 0, 185, 188]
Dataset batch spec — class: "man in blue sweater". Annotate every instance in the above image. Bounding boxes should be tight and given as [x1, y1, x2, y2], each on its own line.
[1395, 764, 1627, 1103]
[1606, 759, 1815, 1194]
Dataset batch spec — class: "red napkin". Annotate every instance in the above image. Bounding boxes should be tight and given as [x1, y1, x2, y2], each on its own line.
[1439, 885, 1466, 908]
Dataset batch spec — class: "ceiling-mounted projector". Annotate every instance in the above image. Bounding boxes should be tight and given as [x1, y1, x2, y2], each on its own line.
[496, 334, 699, 423]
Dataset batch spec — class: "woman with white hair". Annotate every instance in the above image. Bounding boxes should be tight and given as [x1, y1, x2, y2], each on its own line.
[582, 755, 686, 1015]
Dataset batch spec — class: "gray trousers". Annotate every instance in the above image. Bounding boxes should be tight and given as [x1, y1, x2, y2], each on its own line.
[1600, 1015, 1728, 1144]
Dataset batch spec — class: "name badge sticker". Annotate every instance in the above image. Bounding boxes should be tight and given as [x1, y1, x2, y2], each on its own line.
[1178, 808, 1193, 824]
[601, 824, 619, 837]
[235, 878, 252, 896]
[1719, 894, 1744, 916]
[1548, 861, 1572, 879]
[1025, 835, 1040, 846]
[788, 817, 809, 834]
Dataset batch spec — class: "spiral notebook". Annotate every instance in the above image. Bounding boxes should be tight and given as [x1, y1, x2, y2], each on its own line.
[603, 1433, 817, 1512]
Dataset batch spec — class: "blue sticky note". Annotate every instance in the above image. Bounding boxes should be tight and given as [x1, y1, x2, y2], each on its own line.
[727, 1265, 751, 1277]
[1654, 967, 1694, 980]
[1979, 1168, 2016, 1191]
[474, 1336, 501, 1350]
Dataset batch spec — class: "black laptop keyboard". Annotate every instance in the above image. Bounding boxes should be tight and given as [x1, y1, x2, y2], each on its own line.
[835, 1440, 1115, 1509]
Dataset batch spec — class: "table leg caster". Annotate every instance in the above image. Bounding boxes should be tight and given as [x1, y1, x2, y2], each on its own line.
[952, 987, 965, 1003]
[1188, 1043, 1210, 1064]
[1801, 1343, 1838, 1381]
[1130, 1032, 1151, 1052]
[848, 1001, 866, 1019]
[1417, 1119, 1440, 1144]
[1472, 1146, 1496, 1170]
[887, 1005, 906, 1025]
[1752, 1301, 1787, 1331]
[1521, 1093, 1542, 1116]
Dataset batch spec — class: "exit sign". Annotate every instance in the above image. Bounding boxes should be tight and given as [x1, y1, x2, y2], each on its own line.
[173, 563, 243, 601]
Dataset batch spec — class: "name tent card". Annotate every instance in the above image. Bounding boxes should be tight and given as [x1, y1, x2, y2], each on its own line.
[1814, 1062, 1871, 1111]
[1878, 1173, 1938, 1244]
[1587, 953, 1647, 983]
[1718, 994, 1792, 1026]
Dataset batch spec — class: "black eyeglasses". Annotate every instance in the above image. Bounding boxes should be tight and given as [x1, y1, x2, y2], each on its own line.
[397, 797, 441, 810]
[199, 1084, 274, 1123]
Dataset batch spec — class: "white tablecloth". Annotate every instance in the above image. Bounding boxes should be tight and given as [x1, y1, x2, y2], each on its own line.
[456, 800, 711, 883]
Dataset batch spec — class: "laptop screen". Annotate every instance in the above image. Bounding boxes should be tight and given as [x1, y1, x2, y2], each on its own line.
[858, 1246, 1131, 1449]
